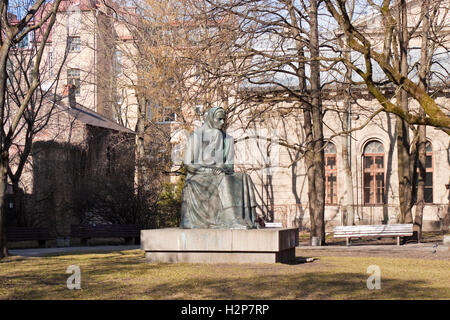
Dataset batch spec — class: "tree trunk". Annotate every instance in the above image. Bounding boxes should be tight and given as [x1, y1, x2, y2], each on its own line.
[342, 35, 355, 226]
[0, 150, 9, 258]
[414, 125, 426, 241]
[306, 0, 326, 244]
[0, 44, 10, 258]
[414, 0, 432, 241]
[341, 114, 355, 226]
[396, 116, 413, 223]
[287, 1, 324, 243]
[395, 0, 413, 224]
[135, 95, 147, 190]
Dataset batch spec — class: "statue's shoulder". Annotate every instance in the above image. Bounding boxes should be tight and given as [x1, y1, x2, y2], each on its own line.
[223, 131, 234, 142]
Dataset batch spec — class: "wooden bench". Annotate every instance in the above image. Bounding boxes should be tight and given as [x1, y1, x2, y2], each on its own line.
[333, 224, 414, 246]
[7, 227, 54, 248]
[71, 224, 140, 246]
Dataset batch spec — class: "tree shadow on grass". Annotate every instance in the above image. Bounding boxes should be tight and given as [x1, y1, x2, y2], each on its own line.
[3, 265, 448, 299]
[2, 250, 448, 300]
[133, 272, 447, 300]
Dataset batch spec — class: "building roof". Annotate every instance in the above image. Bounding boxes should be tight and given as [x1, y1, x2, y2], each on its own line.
[50, 95, 135, 135]
[58, 0, 101, 12]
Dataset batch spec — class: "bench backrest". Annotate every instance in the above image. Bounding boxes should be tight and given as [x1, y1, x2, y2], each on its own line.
[71, 224, 140, 238]
[6, 227, 52, 241]
[265, 222, 283, 228]
[333, 224, 413, 237]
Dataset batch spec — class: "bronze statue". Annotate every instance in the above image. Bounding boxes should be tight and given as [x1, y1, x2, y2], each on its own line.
[180, 107, 258, 229]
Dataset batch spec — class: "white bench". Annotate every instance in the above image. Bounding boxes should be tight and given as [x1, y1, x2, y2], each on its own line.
[265, 222, 283, 228]
[333, 224, 414, 246]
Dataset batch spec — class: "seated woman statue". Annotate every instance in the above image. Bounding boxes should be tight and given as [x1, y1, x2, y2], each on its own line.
[180, 107, 258, 229]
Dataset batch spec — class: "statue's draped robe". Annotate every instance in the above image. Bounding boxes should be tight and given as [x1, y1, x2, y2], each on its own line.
[180, 124, 258, 229]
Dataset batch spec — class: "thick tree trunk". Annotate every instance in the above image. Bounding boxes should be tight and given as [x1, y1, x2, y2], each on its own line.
[306, 0, 326, 244]
[342, 35, 355, 226]
[0, 44, 11, 259]
[396, 116, 413, 223]
[0, 151, 9, 258]
[135, 95, 147, 190]
[287, 1, 325, 243]
[414, 0, 432, 241]
[341, 116, 355, 226]
[396, 0, 413, 224]
[414, 125, 426, 241]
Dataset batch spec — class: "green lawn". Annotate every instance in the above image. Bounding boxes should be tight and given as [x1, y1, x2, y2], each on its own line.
[0, 249, 448, 300]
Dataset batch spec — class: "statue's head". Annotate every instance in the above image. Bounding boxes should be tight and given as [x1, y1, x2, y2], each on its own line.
[205, 107, 226, 130]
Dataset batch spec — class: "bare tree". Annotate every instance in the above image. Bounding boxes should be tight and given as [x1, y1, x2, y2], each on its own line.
[0, 0, 63, 258]
[323, 0, 450, 133]
[190, 0, 331, 243]
[413, 0, 446, 240]
[323, 0, 448, 230]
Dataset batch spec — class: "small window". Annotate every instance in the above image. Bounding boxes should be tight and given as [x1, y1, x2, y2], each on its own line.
[148, 103, 177, 123]
[68, 36, 81, 52]
[113, 95, 123, 122]
[48, 52, 54, 77]
[159, 107, 176, 123]
[18, 33, 29, 48]
[114, 50, 123, 75]
[67, 68, 81, 95]
[325, 142, 337, 205]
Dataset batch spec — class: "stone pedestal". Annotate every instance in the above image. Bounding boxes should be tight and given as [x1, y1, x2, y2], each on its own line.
[444, 235, 450, 246]
[141, 227, 299, 263]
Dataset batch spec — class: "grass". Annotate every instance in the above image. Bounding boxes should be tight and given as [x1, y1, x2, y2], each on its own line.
[0, 249, 449, 300]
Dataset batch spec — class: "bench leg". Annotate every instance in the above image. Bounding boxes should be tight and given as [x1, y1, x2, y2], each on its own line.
[346, 238, 351, 246]
[38, 240, 46, 248]
[397, 236, 400, 246]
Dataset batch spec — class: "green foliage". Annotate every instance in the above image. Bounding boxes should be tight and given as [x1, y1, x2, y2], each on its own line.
[155, 167, 185, 228]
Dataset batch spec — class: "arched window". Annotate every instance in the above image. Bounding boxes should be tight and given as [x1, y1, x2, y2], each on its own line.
[325, 142, 337, 205]
[363, 141, 385, 204]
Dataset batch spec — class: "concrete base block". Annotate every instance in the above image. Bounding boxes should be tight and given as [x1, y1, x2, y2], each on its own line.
[444, 235, 450, 246]
[141, 228, 299, 263]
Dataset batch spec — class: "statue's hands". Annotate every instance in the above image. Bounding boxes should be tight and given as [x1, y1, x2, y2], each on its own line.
[212, 164, 232, 175]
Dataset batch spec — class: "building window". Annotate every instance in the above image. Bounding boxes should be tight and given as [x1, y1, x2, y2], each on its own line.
[113, 95, 123, 123]
[424, 142, 433, 203]
[156, 106, 176, 123]
[48, 52, 53, 77]
[162, 107, 176, 122]
[325, 142, 337, 205]
[67, 68, 81, 95]
[147, 103, 176, 123]
[114, 50, 123, 75]
[363, 140, 385, 205]
[414, 141, 433, 203]
[68, 36, 81, 52]
[18, 33, 29, 48]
